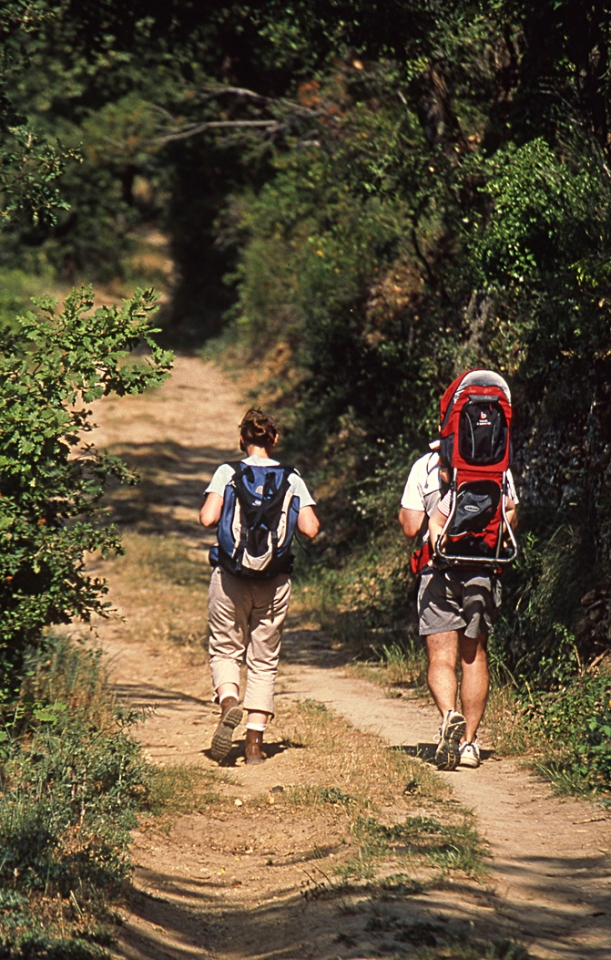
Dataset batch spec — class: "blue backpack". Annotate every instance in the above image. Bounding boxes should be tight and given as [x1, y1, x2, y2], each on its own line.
[209, 461, 300, 579]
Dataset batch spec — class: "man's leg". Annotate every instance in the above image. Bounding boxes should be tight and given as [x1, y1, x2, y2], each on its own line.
[457, 573, 498, 763]
[458, 631, 489, 743]
[418, 570, 467, 769]
[425, 631, 466, 770]
[425, 631, 459, 717]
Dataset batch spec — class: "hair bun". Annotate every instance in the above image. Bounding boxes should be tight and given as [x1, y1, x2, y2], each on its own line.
[239, 408, 278, 450]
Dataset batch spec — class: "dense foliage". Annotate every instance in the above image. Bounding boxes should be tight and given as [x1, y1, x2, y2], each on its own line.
[0, 1, 174, 694]
[2, 0, 611, 794]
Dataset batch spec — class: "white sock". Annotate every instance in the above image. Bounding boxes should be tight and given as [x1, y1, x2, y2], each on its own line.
[219, 692, 239, 705]
[245, 723, 266, 732]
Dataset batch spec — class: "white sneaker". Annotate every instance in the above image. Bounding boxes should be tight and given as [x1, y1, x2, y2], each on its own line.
[459, 740, 480, 768]
[434, 710, 466, 771]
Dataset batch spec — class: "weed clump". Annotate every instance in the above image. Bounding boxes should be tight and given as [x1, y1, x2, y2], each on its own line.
[0, 637, 150, 958]
[521, 670, 611, 796]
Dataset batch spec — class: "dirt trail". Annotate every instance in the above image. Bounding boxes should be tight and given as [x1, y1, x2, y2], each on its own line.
[87, 355, 611, 960]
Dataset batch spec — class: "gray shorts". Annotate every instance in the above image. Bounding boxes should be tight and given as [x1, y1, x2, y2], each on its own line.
[418, 566, 501, 639]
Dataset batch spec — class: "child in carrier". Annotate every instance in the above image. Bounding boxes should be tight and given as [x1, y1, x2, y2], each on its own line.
[199, 409, 319, 765]
[428, 466, 517, 558]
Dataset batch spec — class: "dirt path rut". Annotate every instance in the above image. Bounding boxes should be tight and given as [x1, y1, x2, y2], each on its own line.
[88, 355, 610, 960]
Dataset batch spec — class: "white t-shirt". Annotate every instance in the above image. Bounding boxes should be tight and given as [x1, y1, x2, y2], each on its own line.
[205, 455, 316, 508]
[400, 448, 518, 515]
[401, 450, 443, 516]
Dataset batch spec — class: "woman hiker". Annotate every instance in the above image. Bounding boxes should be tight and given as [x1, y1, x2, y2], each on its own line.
[199, 408, 319, 764]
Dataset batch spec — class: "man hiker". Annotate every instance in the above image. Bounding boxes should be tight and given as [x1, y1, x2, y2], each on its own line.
[398, 372, 518, 770]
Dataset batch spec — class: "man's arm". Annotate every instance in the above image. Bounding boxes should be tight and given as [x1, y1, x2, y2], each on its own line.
[199, 492, 223, 528]
[398, 507, 426, 540]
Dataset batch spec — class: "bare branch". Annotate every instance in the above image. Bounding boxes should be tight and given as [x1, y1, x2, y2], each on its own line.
[150, 83, 341, 147]
[195, 85, 272, 103]
[156, 119, 286, 146]
[195, 84, 321, 117]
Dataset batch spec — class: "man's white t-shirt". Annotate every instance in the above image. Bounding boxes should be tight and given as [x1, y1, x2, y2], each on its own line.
[205, 455, 316, 508]
[401, 450, 443, 516]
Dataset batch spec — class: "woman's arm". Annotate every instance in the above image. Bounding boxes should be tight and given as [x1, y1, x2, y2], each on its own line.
[199, 492, 223, 528]
[297, 505, 320, 539]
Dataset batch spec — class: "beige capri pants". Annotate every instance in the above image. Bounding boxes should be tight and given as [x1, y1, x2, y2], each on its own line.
[208, 566, 292, 716]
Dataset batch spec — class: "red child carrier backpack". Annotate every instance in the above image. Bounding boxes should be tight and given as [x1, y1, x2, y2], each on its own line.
[435, 369, 518, 567]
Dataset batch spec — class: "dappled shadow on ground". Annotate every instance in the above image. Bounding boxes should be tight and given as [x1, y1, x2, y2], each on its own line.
[116, 844, 611, 960]
[111, 681, 211, 711]
[488, 852, 611, 959]
[100, 440, 238, 537]
[119, 871, 496, 960]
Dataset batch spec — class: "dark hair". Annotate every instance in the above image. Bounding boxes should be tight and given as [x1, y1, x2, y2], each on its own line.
[239, 408, 279, 452]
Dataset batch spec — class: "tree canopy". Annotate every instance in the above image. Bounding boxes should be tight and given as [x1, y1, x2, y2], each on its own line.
[3, 0, 611, 686]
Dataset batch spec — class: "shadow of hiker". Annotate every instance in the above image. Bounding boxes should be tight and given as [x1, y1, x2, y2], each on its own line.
[202, 736, 304, 767]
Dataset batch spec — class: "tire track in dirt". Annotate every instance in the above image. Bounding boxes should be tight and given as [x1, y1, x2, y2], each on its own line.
[88, 355, 610, 960]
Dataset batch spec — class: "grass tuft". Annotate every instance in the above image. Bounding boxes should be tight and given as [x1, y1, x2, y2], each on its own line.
[283, 699, 486, 894]
[143, 764, 223, 821]
[0, 636, 150, 958]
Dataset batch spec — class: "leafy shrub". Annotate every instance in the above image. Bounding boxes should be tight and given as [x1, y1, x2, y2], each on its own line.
[0, 286, 172, 694]
[521, 669, 611, 795]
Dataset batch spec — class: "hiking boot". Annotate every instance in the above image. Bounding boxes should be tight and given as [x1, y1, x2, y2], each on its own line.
[245, 728, 266, 765]
[459, 739, 481, 768]
[434, 709, 466, 771]
[210, 697, 243, 762]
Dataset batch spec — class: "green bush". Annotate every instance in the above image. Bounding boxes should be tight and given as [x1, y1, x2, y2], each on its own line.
[489, 523, 594, 686]
[522, 670, 611, 795]
[0, 286, 172, 694]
